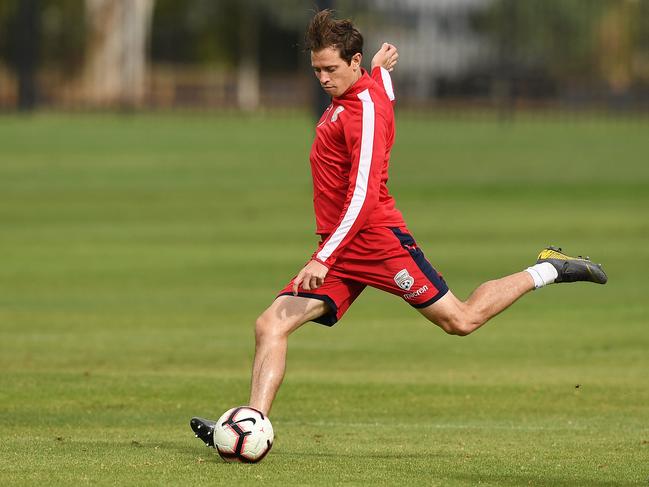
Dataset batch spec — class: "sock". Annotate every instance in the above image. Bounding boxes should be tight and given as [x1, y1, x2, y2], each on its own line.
[525, 262, 559, 289]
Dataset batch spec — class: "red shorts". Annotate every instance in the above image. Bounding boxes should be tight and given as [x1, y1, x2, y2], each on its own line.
[278, 226, 449, 326]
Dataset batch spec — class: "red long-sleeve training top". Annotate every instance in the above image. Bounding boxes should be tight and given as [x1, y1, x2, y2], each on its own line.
[310, 67, 406, 268]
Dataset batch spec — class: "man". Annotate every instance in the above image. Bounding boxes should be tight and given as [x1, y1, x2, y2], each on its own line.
[190, 10, 606, 446]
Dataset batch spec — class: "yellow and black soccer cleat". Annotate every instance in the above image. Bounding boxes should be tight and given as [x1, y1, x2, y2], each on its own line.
[537, 246, 608, 284]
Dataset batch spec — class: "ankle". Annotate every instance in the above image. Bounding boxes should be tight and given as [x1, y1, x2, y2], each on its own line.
[525, 262, 559, 289]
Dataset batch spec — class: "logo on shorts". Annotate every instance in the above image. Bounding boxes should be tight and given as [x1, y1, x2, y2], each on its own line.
[404, 285, 429, 300]
[394, 269, 414, 291]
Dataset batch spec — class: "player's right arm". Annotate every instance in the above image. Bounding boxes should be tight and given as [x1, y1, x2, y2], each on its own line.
[312, 101, 389, 270]
[292, 259, 328, 295]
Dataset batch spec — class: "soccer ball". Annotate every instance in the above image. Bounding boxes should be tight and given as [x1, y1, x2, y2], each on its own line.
[212, 406, 274, 463]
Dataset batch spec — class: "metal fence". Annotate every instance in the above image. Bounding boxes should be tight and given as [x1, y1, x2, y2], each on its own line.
[0, 0, 648, 116]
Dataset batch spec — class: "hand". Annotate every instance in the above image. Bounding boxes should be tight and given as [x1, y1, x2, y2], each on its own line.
[292, 260, 329, 295]
[371, 43, 399, 72]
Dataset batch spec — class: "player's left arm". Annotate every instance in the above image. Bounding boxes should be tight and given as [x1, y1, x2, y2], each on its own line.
[371, 43, 398, 72]
[371, 43, 398, 103]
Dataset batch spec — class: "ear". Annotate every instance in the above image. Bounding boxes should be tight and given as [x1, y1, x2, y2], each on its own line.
[351, 52, 362, 70]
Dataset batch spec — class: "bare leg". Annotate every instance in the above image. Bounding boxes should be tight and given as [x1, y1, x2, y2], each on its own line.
[249, 295, 328, 415]
[419, 271, 535, 336]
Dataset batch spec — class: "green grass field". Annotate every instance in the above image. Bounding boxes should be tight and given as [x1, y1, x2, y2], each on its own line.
[0, 113, 647, 486]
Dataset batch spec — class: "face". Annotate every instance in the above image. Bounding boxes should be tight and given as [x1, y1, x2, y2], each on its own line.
[311, 47, 362, 98]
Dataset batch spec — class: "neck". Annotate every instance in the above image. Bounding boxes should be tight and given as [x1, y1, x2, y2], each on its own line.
[345, 68, 363, 92]
[336, 68, 364, 98]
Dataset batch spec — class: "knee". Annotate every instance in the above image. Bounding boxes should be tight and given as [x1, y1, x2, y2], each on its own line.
[436, 315, 477, 337]
[443, 321, 472, 336]
[420, 293, 484, 337]
[254, 313, 275, 342]
[254, 311, 290, 344]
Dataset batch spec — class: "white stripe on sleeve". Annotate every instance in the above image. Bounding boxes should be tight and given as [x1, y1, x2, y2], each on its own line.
[380, 67, 395, 101]
[316, 89, 375, 263]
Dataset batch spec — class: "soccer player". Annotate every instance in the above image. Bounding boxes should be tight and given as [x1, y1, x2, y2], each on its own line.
[190, 10, 607, 446]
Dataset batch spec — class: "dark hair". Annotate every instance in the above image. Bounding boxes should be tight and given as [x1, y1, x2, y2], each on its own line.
[305, 9, 363, 65]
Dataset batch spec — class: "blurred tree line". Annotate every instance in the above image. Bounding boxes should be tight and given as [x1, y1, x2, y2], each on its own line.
[0, 0, 310, 109]
[480, 0, 649, 99]
[0, 0, 648, 110]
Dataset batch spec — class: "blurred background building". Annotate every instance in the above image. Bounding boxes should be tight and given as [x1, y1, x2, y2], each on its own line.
[0, 0, 648, 115]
